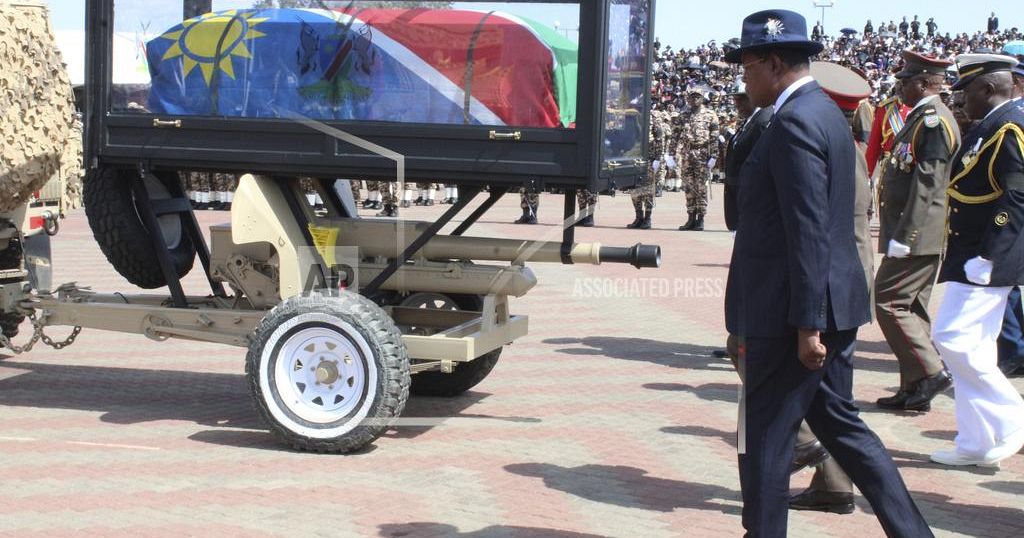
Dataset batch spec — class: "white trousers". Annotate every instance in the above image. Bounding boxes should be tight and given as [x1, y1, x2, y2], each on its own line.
[933, 282, 1024, 455]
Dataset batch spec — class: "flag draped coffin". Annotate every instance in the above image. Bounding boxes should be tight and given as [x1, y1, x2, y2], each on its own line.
[145, 8, 578, 128]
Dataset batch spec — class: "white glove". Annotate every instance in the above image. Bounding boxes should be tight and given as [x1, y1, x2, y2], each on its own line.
[707, 157, 717, 169]
[887, 239, 911, 258]
[964, 256, 993, 285]
[652, 160, 661, 172]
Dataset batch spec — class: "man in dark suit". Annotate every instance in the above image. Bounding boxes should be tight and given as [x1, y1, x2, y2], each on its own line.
[724, 10, 932, 537]
[723, 82, 772, 231]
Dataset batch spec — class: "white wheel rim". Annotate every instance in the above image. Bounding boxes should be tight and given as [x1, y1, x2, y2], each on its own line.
[259, 313, 378, 438]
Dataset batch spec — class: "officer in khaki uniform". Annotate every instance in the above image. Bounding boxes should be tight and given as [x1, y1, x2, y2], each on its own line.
[874, 51, 961, 412]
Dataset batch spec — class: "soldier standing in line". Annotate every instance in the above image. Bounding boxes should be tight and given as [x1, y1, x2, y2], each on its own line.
[677, 86, 720, 231]
[514, 186, 539, 224]
[628, 103, 665, 230]
[377, 181, 399, 217]
[191, 171, 212, 210]
[664, 103, 681, 192]
[874, 52, 961, 412]
[440, 183, 459, 204]
[364, 181, 384, 210]
[576, 189, 597, 227]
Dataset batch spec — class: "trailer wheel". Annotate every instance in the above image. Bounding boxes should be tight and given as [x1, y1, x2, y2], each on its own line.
[0, 238, 24, 339]
[83, 167, 195, 289]
[246, 292, 410, 453]
[399, 293, 503, 397]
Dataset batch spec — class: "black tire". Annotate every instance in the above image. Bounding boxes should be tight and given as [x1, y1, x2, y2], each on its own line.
[0, 238, 24, 339]
[400, 293, 503, 397]
[411, 348, 502, 397]
[246, 291, 410, 453]
[83, 167, 195, 289]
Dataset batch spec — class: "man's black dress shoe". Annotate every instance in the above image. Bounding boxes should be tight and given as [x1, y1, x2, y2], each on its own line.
[789, 489, 855, 514]
[876, 390, 912, 409]
[791, 440, 830, 474]
[903, 369, 952, 411]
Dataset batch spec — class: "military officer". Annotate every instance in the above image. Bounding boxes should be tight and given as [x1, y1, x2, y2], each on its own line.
[676, 86, 719, 231]
[930, 54, 1024, 467]
[874, 51, 961, 412]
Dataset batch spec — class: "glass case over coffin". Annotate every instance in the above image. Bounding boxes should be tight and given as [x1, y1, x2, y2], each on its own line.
[92, 1, 652, 188]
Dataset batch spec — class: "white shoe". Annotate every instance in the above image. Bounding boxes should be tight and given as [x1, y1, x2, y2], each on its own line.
[983, 429, 1024, 464]
[929, 448, 1000, 468]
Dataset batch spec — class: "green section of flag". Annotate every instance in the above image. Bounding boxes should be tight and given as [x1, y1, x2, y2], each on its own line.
[522, 18, 578, 127]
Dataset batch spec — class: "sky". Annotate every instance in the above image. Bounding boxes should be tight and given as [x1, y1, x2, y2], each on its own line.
[41, 0, 1024, 48]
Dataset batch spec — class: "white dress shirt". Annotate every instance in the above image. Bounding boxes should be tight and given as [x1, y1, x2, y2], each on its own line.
[773, 75, 815, 114]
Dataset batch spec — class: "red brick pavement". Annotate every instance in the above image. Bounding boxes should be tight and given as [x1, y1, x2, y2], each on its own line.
[0, 186, 1021, 537]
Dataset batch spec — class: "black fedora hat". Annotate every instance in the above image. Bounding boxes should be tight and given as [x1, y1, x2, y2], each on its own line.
[725, 9, 824, 63]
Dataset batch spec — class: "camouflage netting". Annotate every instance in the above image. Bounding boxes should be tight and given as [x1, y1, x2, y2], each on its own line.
[0, 3, 77, 213]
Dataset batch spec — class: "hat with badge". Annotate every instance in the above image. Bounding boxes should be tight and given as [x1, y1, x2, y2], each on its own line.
[951, 53, 1019, 90]
[811, 61, 872, 111]
[895, 50, 953, 79]
[725, 9, 824, 63]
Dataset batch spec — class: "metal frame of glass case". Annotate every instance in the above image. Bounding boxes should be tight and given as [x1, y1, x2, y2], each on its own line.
[84, 0, 654, 191]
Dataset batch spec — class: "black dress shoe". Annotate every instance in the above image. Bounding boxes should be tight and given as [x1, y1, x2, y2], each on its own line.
[904, 370, 952, 411]
[789, 489, 855, 514]
[876, 390, 912, 409]
[792, 440, 830, 474]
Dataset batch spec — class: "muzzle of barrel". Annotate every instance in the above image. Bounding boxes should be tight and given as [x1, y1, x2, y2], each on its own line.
[598, 244, 661, 269]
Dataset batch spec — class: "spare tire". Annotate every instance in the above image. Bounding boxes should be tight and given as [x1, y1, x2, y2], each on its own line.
[84, 167, 195, 289]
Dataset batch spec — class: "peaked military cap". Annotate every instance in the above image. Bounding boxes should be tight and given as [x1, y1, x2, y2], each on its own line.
[895, 50, 953, 79]
[811, 61, 871, 111]
[952, 53, 1019, 90]
[724, 9, 824, 63]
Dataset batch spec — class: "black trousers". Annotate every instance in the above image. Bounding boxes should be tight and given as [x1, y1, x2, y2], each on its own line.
[738, 329, 932, 538]
[723, 183, 738, 232]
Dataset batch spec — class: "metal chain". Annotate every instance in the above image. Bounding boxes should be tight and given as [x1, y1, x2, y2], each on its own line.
[0, 311, 81, 354]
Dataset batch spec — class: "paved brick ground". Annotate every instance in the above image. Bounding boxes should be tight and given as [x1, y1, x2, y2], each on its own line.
[1, 185, 1022, 537]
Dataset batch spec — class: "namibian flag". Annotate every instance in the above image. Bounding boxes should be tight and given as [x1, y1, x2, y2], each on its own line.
[145, 8, 578, 128]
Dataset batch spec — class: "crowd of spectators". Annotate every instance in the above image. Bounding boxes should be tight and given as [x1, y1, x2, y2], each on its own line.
[651, 13, 1022, 125]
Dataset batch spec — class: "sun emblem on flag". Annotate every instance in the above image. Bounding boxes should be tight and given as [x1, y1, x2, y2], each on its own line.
[158, 10, 268, 85]
[765, 18, 785, 37]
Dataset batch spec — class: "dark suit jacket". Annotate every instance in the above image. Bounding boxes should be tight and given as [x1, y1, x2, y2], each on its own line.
[940, 101, 1024, 287]
[724, 106, 773, 230]
[726, 82, 871, 337]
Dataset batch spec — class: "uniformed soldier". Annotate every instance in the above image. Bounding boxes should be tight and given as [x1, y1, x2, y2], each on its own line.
[874, 51, 961, 412]
[377, 181, 399, 217]
[664, 103, 681, 192]
[930, 54, 1024, 467]
[364, 181, 384, 210]
[676, 86, 720, 231]
[575, 189, 597, 227]
[629, 104, 667, 230]
[515, 186, 539, 224]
